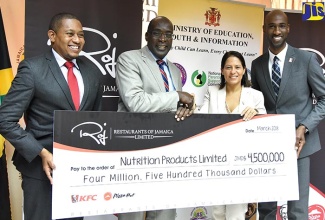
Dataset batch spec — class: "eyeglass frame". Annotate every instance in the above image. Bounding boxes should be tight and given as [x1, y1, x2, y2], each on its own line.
[149, 30, 173, 39]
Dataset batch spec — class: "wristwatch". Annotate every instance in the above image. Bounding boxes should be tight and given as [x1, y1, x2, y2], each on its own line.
[298, 123, 309, 134]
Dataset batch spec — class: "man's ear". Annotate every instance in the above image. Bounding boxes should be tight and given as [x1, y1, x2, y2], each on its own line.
[145, 32, 149, 42]
[48, 30, 56, 43]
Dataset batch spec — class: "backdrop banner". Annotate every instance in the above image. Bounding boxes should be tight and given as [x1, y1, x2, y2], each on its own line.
[158, 0, 264, 106]
[25, 0, 143, 111]
[24, 1, 142, 219]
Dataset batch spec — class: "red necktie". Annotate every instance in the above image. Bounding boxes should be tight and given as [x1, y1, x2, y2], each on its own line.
[64, 61, 80, 110]
[156, 60, 169, 92]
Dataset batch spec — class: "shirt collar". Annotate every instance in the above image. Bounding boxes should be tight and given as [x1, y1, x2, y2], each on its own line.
[268, 43, 288, 63]
[52, 48, 79, 69]
[148, 50, 168, 65]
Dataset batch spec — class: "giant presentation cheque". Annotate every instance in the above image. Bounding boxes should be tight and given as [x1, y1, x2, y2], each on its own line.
[52, 111, 298, 219]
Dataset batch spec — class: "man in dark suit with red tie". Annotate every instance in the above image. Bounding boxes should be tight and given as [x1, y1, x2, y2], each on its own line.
[0, 12, 102, 220]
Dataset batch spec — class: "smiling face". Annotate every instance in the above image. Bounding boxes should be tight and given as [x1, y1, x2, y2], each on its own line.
[145, 16, 173, 60]
[221, 56, 246, 87]
[263, 10, 290, 54]
[48, 18, 85, 61]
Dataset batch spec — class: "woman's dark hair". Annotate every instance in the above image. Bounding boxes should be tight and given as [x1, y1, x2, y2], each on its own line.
[219, 51, 251, 89]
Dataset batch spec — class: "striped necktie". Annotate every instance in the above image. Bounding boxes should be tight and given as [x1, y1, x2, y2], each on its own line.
[156, 60, 169, 92]
[271, 56, 281, 97]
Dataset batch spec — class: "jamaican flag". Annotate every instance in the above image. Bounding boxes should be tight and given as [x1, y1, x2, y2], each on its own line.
[0, 7, 13, 220]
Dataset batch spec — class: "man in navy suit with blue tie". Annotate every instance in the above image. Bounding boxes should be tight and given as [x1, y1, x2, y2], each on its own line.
[251, 9, 325, 219]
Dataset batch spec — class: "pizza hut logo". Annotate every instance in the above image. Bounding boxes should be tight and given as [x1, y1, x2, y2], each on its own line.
[104, 192, 112, 201]
[309, 204, 325, 220]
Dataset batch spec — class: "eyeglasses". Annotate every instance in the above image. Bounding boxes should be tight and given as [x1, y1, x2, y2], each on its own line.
[150, 31, 173, 39]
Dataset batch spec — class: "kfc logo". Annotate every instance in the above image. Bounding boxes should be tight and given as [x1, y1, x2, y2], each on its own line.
[277, 204, 288, 220]
[279, 204, 288, 220]
[71, 194, 97, 203]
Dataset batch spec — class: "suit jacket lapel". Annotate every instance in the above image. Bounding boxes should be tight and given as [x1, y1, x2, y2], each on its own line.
[261, 53, 277, 101]
[217, 86, 227, 113]
[239, 87, 247, 112]
[45, 51, 75, 110]
[277, 45, 295, 101]
[77, 58, 89, 110]
[141, 47, 166, 92]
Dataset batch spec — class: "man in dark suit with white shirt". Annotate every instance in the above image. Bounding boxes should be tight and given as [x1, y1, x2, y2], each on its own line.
[251, 9, 325, 219]
[0, 12, 102, 220]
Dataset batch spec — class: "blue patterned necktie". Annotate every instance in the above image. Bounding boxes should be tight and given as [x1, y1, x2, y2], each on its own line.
[156, 60, 169, 92]
[271, 56, 281, 97]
